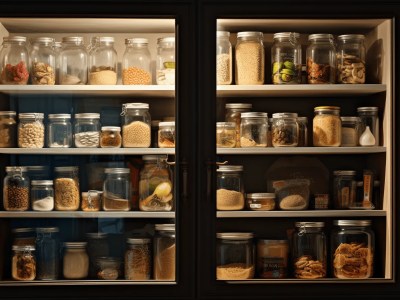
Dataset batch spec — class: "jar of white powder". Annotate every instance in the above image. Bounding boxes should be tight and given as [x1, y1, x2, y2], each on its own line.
[31, 180, 54, 211]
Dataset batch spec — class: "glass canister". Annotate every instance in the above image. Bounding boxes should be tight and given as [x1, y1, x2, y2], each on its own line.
[35, 227, 59, 280]
[96, 257, 121, 280]
[235, 31, 264, 85]
[333, 170, 357, 209]
[53, 41, 62, 85]
[0, 36, 29, 84]
[154, 224, 176, 280]
[216, 165, 244, 211]
[12, 245, 36, 280]
[246, 193, 276, 211]
[89, 36, 117, 85]
[271, 112, 299, 147]
[332, 220, 374, 279]
[271, 32, 301, 84]
[59, 36, 88, 85]
[240, 112, 268, 147]
[18, 113, 45, 148]
[125, 238, 151, 280]
[313, 106, 341, 147]
[86, 233, 110, 278]
[3, 166, 30, 211]
[54, 166, 80, 211]
[103, 168, 131, 211]
[74, 113, 101, 148]
[216, 31, 232, 85]
[63, 242, 89, 279]
[216, 122, 236, 148]
[156, 37, 175, 85]
[357, 107, 379, 146]
[121, 103, 151, 148]
[31, 180, 54, 211]
[225, 103, 252, 147]
[30, 37, 56, 85]
[341, 116, 360, 147]
[0, 111, 17, 147]
[306, 34, 336, 84]
[100, 126, 122, 148]
[292, 222, 327, 279]
[48, 114, 72, 148]
[158, 121, 175, 148]
[257, 239, 289, 279]
[122, 38, 152, 85]
[337, 34, 366, 84]
[216, 232, 255, 280]
[297, 116, 308, 147]
[81, 190, 102, 211]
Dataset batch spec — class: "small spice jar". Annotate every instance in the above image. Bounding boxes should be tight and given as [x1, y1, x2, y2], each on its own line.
[121, 103, 151, 148]
[96, 257, 121, 280]
[63, 242, 89, 279]
[48, 114, 72, 148]
[103, 168, 131, 211]
[272, 112, 299, 147]
[89, 37, 118, 85]
[12, 245, 36, 280]
[81, 190, 102, 212]
[0, 36, 29, 84]
[154, 224, 176, 280]
[12, 228, 36, 246]
[337, 35, 366, 84]
[297, 116, 308, 147]
[86, 233, 110, 278]
[240, 112, 268, 147]
[30, 37, 56, 85]
[18, 113, 45, 148]
[3, 166, 30, 211]
[331, 220, 374, 279]
[122, 38, 152, 85]
[357, 107, 379, 146]
[35, 227, 60, 280]
[216, 122, 236, 148]
[246, 193, 276, 211]
[0, 111, 17, 147]
[216, 31, 232, 85]
[257, 239, 289, 279]
[158, 121, 175, 148]
[333, 170, 357, 209]
[100, 126, 122, 148]
[31, 180, 54, 211]
[341, 116, 360, 147]
[125, 238, 151, 280]
[313, 106, 341, 147]
[156, 37, 175, 85]
[216, 232, 255, 280]
[59, 37, 88, 85]
[54, 166, 80, 211]
[74, 113, 101, 148]
[225, 103, 252, 147]
[216, 165, 244, 211]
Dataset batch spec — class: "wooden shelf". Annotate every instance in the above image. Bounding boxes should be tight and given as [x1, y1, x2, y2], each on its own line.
[217, 210, 387, 218]
[0, 280, 176, 286]
[220, 278, 391, 284]
[0, 148, 175, 155]
[217, 147, 386, 155]
[0, 211, 175, 219]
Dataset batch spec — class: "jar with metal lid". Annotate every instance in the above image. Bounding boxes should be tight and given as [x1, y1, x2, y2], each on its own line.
[125, 238, 151, 280]
[225, 103, 252, 147]
[216, 122, 236, 148]
[122, 38, 152, 85]
[333, 170, 357, 209]
[81, 190, 102, 211]
[292, 222, 327, 279]
[63, 242, 89, 279]
[257, 239, 289, 279]
[60, 36, 88, 84]
[313, 106, 341, 146]
[3, 166, 30, 211]
[158, 121, 175, 148]
[121, 103, 151, 148]
[216, 31, 232, 85]
[337, 34, 366, 84]
[216, 232, 255, 280]
[272, 112, 299, 147]
[31, 180, 54, 211]
[341, 116, 360, 147]
[357, 107, 379, 146]
[35, 227, 59, 280]
[48, 113, 72, 148]
[216, 165, 244, 211]
[89, 37, 117, 85]
[54, 166, 80, 211]
[12, 245, 36, 280]
[235, 32, 264, 85]
[306, 34, 336, 84]
[297, 116, 308, 147]
[0, 111, 17, 147]
[331, 220, 374, 279]
[53, 41, 62, 84]
[103, 168, 131, 211]
[96, 257, 121, 280]
[271, 32, 301, 84]
[18, 113, 45, 148]
[156, 37, 175, 85]
[12, 228, 35, 246]
[240, 112, 268, 147]
[30, 37, 56, 85]
[86, 233, 110, 278]
[26, 165, 49, 180]
[154, 224, 176, 280]
[246, 193, 276, 211]
[74, 113, 101, 148]
[0, 36, 29, 84]
[100, 126, 121, 148]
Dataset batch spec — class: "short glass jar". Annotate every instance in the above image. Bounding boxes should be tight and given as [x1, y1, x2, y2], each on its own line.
[337, 35, 366, 84]
[333, 170, 357, 209]
[216, 165, 244, 211]
[122, 38, 152, 85]
[240, 112, 268, 147]
[121, 103, 151, 148]
[35, 227, 59, 280]
[297, 116, 308, 147]
[81, 190, 102, 211]
[48, 114, 72, 148]
[63, 242, 89, 279]
[100, 126, 122, 148]
[158, 121, 175, 148]
[30, 37, 56, 85]
[216, 122, 236, 148]
[3, 166, 30, 211]
[156, 37, 175, 85]
[0, 36, 29, 84]
[96, 257, 121, 280]
[59, 36, 88, 85]
[0, 111, 17, 147]
[125, 238, 152, 280]
[54, 166, 80, 211]
[246, 193, 276, 211]
[225, 103, 252, 147]
[12, 245, 36, 280]
[357, 107, 379, 146]
[86, 232, 110, 278]
[89, 37, 117, 85]
[271, 112, 299, 147]
[216, 31, 232, 85]
[74, 113, 101, 148]
[154, 224, 176, 280]
[103, 168, 131, 211]
[31, 180, 54, 211]
[341, 116, 360, 147]
[257, 239, 289, 279]
[313, 106, 341, 147]
[18, 113, 45, 148]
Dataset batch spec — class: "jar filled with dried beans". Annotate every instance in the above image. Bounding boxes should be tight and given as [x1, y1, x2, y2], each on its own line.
[313, 106, 341, 147]
[121, 103, 151, 148]
[30, 37, 56, 85]
[122, 38, 152, 85]
[0, 36, 29, 84]
[18, 113, 45, 148]
[0, 111, 17, 147]
[125, 238, 151, 280]
[3, 166, 30, 211]
[54, 166, 80, 211]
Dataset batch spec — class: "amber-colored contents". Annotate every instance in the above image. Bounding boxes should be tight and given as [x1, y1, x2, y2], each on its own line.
[123, 67, 151, 85]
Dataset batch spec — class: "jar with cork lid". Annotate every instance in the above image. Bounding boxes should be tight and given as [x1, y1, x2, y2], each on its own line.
[3, 166, 30, 211]
[122, 38, 152, 85]
[18, 113, 45, 148]
[121, 103, 151, 148]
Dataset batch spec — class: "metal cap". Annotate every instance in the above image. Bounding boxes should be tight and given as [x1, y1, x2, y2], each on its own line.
[237, 31, 263, 38]
[125, 38, 148, 45]
[246, 193, 275, 199]
[74, 113, 100, 119]
[217, 165, 243, 172]
[357, 107, 378, 112]
[341, 116, 360, 122]
[104, 168, 130, 174]
[257, 239, 288, 244]
[217, 31, 230, 38]
[333, 170, 356, 176]
[0, 111, 16, 116]
[216, 232, 254, 239]
[216, 122, 235, 128]
[273, 32, 300, 39]
[48, 114, 71, 119]
[32, 37, 54, 44]
[225, 103, 252, 109]
[31, 180, 53, 186]
[6, 166, 28, 172]
[62, 36, 84, 43]
[295, 222, 325, 228]
[159, 122, 175, 127]
[54, 166, 78, 172]
[101, 126, 121, 132]
[18, 113, 44, 119]
[12, 228, 34, 234]
[123, 103, 149, 109]
[99, 37, 114, 43]
[333, 220, 371, 226]
[155, 224, 175, 231]
[157, 37, 175, 44]
[36, 227, 59, 233]
[308, 34, 334, 41]
[64, 242, 87, 248]
[86, 232, 108, 239]
[314, 106, 340, 112]
[126, 238, 151, 245]
[53, 41, 62, 48]
[4, 36, 27, 42]
[25, 166, 47, 171]
[241, 112, 268, 118]
[338, 34, 365, 41]
[12, 245, 35, 251]
[272, 112, 298, 118]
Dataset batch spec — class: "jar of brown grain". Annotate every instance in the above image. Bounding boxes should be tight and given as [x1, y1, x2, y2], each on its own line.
[3, 166, 30, 211]
[313, 106, 341, 147]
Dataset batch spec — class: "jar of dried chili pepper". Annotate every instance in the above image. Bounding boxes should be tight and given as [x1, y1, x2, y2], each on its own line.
[0, 36, 30, 85]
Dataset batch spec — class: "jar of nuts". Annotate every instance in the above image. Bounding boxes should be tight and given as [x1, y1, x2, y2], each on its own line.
[272, 113, 299, 147]
[18, 113, 45, 148]
[3, 166, 30, 211]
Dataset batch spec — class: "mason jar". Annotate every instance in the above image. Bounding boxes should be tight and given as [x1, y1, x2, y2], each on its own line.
[3, 166, 30, 211]
[156, 37, 175, 85]
[216, 165, 244, 211]
[357, 107, 379, 146]
[122, 38, 152, 85]
[216, 122, 236, 148]
[18, 113, 45, 148]
[74, 113, 101, 148]
[103, 168, 131, 211]
[337, 35, 366, 84]
[35, 227, 59, 280]
[100, 126, 122, 148]
[59, 36, 88, 85]
[96, 257, 121, 280]
[333, 170, 357, 209]
[271, 112, 299, 147]
[158, 121, 175, 148]
[31, 180, 54, 211]
[89, 36, 117, 85]
[63, 242, 89, 279]
[86, 232, 110, 278]
[297, 116, 308, 147]
[0, 111, 17, 147]
[48, 114, 72, 148]
[121, 103, 151, 148]
[246, 193, 276, 211]
[12, 245, 36, 280]
[313, 106, 341, 147]
[0, 36, 29, 84]
[30, 37, 56, 85]
[54, 166, 80, 211]
[341, 116, 360, 147]
[216, 31, 232, 85]
[81, 190, 102, 211]
[154, 224, 176, 280]
[240, 112, 268, 147]
[225, 103, 252, 147]
[125, 238, 151, 280]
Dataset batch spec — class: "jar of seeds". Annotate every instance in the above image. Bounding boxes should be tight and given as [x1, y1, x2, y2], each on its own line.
[313, 106, 341, 147]
[18, 113, 45, 148]
[216, 122, 236, 148]
[74, 113, 101, 148]
[3, 166, 30, 211]
[272, 113, 299, 147]
[54, 166, 80, 211]
[121, 103, 151, 148]
[337, 35, 366, 84]
[158, 121, 175, 148]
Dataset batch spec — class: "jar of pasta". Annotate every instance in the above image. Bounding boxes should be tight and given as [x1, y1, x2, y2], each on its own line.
[54, 166, 80, 211]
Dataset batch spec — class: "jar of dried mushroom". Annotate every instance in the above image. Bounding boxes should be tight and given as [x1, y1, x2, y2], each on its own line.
[60, 36, 88, 85]
[31, 180, 54, 211]
[154, 224, 176, 280]
[257, 239, 288, 279]
[297, 116, 308, 147]
[217, 165, 244, 211]
[246, 193, 276, 211]
[240, 112, 268, 147]
[86, 232, 110, 278]
[216, 232, 255, 280]
[225, 103, 252, 147]
[0, 36, 29, 85]
[74, 113, 101, 148]
[333, 170, 357, 209]
[12, 228, 36, 246]
[121, 103, 151, 148]
[48, 114, 72, 148]
[81, 190, 102, 212]
[306, 34, 336, 84]
[30, 37, 56, 85]
[158, 121, 175, 148]
[156, 37, 175, 85]
[313, 106, 341, 147]
[357, 107, 379, 146]
[216, 122, 236, 148]
[216, 31, 232, 85]
[18, 113, 45, 148]
[123, 38, 152, 85]
[337, 35, 366, 84]
[54, 166, 80, 211]
[292, 222, 327, 279]
[341, 116, 360, 147]
[0, 111, 17, 147]
[89, 37, 117, 85]
[35, 227, 59, 280]
[12, 245, 36, 280]
[331, 220, 374, 279]
[63, 242, 89, 279]
[125, 238, 151, 280]
[272, 112, 299, 147]
[3, 166, 30, 211]
[100, 126, 122, 148]
[103, 168, 131, 211]
[96, 257, 121, 280]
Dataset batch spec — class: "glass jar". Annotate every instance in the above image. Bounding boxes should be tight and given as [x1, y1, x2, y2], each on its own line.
[292, 222, 327, 279]
[74, 113, 101, 148]
[86, 233, 110, 278]
[12, 228, 36, 246]
[30, 37, 56, 85]
[59, 36, 88, 85]
[53, 41, 62, 85]
[139, 155, 173, 211]
[216, 232, 255, 280]
[35, 227, 59, 280]
[216, 165, 244, 211]
[122, 38, 152, 85]
[216, 31, 232, 85]
[271, 32, 301, 84]
[158, 121, 175, 148]
[63, 242, 89, 279]
[235, 31, 264, 85]
[125, 238, 151, 280]
[100, 126, 122, 148]
[18, 113, 45, 148]
[225, 103, 252, 147]
[246, 193, 276, 211]
[89, 36, 117, 85]
[341, 116, 360, 147]
[272, 112, 299, 147]
[333, 170, 357, 209]
[0, 111, 17, 147]
[357, 107, 379, 146]
[3, 166, 30, 211]
[121, 103, 151, 148]
[31, 180, 54, 211]
[12, 245, 36, 280]
[337, 34, 366, 84]
[216, 122, 236, 148]
[240, 112, 268, 147]
[331, 220, 374, 279]
[54, 166, 80, 211]
[81, 190, 102, 211]
[48, 113, 72, 148]
[87, 37, 99, 54]
[103, 168, 131, 211]
[154, 224, 176, 280]
[26, 165, 49, 181]
[313, 106, 341, 147]
[96, 257, 121, 280]
[156, 37, 175, 85]
[257, 239, 289, 279]
[306, 34, 336, 84]
[297, 116, 308, 147]
[0, 36, 29, 84]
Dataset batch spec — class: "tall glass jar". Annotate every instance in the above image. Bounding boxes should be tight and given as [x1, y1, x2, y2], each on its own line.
[86, 233, 109, 278]
[18, 113, 45, 148]
[341, 116, 360, 147]
[3, 166, 30, 211]
[357, 107, 379, 146]
[103, 168, 131, 211]
[154, 224, 176, 280]
[292, 222, 327, 279]
[0, 111, 17, 147]
[31, 180, 54, 211]
[240, 112, 268, 147]
[158, 121, 175, 148]
[12, 245, 36, 280]
[313, 106, 341, 147]
[337, 35, 366, 84]
[216, 31, 232, 85]
[59, 36, 88, 85]
[216, 232, 255, 280]
[297, 116, 308, 147]
[333, 170, 357, 209]
[306, 34, 336, 84]
[271, 112, 299, 147]
[156, 37, 175, 85]
[235, 31, 264, 85]
[30, 37, 56, 85]
[216, 122, 236, 148]
[54, 166, 80, 211]
[225, 103, 252, 147]
[35, 227, 59, 280]
[89, 37, 117, 85]
[63, 242, 89, 279]
[216, 165, 244, 211]
[121, 103, 151, 148]
[48, 113, 72, 148]
[271, 32, 301, 84]
[125, 238, 151, 280]
[0, 36, 29, 84]
[122, 38, 152, 85]
[53, 41, 62, 85]
[74, 113, 101, 148]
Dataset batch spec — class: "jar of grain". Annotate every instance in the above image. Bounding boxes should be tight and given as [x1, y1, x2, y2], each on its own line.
[271, 32, 301, 84]
[154, 224, 175, 280]
[257, 239, 289, 278]
[12, 245, 36, 280]
[297, 116, 308, 147]
[121, 103, 151, 148]
[333, 170, 357, 209]
[216, 165, 244, 211]
[216, 31, 232, 85]
[225, 103, 252, 147]
[35, 227, 60, 280]
[31, 180, 54, 211]
[292, 222, 327, 279]
[89, 37, 117, 85]
[341, 116, 360, 147]
[0, 36, 29, 84]
[30, 37, 56, 85]
[246, 193, 276, 211]
[240, 112, 268, 147]
[81, 190, 102, 211]
[337, 35, 366, 84]
[0, 111, 17, 147]
[272, 112, 299, 147]
[86, 233, 110, 278]
[63, 242, 89, 279]
[235, 31, 264, 85]
[357, 107, 379, 146]
[103, 168, 131, 211]
[96, 257, 121, 280]
[100, 126, 121, 148]
[216, 122, 236, 148]
[125, 238, 151, 280]
[12, 228, 35, 246]
[74, 113, 101, 148]
[48, 114, 72, 148]
[216, 232, 255, 280]
[313, 106, 341, 146]
[54, 166, 80, 211]
[3, 166, 30, 211]
[158, 121, 175, 148]
[18, 113, 45, 148]
[156, 37, 175, 85]
[122, 38, 152, 85]
[60, 37, 88, 85]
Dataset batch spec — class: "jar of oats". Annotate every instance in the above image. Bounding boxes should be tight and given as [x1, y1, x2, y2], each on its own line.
[313, 106, 341, 147]
[18, 113, 45, 148]
[121, 103, 151, 148]
[3, 166, 30, 211]
[54, 166, 80, 211]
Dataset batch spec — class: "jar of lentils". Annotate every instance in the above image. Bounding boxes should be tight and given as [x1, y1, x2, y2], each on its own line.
[313, 106, 341, 147]
[272, 112, 299, 147]
[337, 35, 366, 84]
[3, 166, 30, 211]
[18, 113, 45, 148]
[240, 112, 268, 147]
[74, 113, 101, 148]
[121, 103, 151, 148]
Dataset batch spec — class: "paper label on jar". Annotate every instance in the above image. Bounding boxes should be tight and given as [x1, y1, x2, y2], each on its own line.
[258, 257, 286, 279]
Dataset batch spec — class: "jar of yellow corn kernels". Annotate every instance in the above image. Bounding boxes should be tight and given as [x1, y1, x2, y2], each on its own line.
[122, 38, 152, 85]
